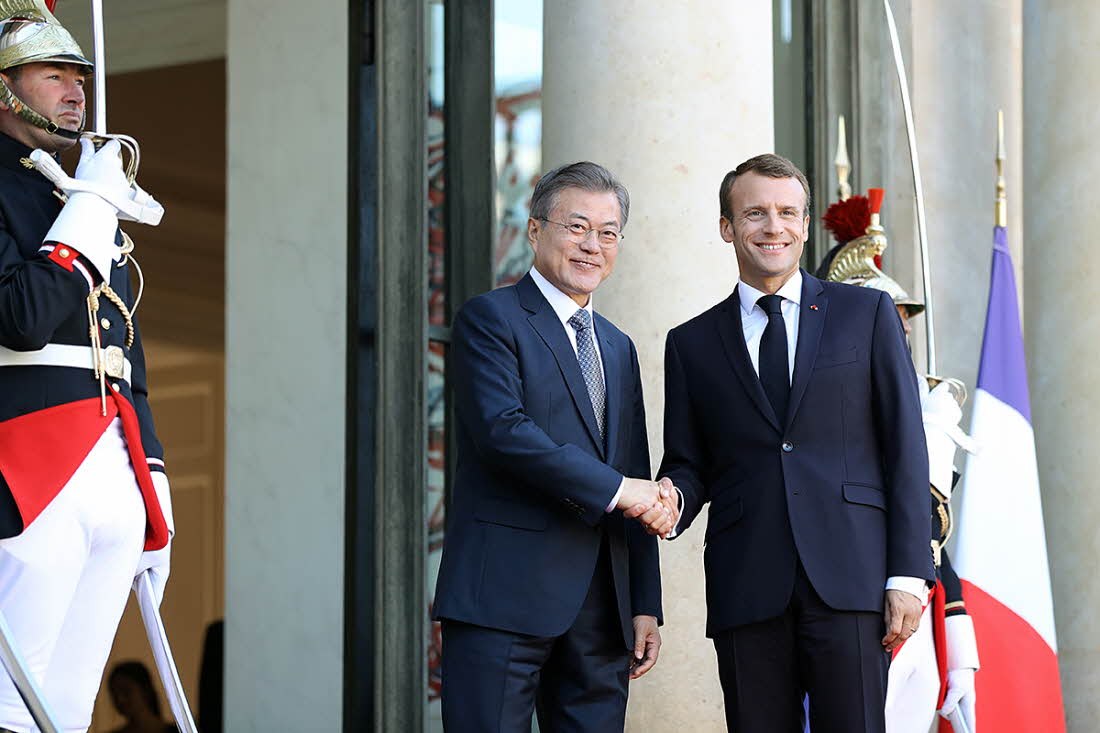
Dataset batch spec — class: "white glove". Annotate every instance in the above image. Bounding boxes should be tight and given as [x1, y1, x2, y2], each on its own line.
[42, 139, 128, 282]
[946, 613, 980, 670]
[30, 139, 164, 226]
[923, 381, 977, 496]
[133, 470, 174, 606]
[939, 667, 976, 730]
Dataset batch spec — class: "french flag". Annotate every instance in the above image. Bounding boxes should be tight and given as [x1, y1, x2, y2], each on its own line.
[952, 226, 1066, 730]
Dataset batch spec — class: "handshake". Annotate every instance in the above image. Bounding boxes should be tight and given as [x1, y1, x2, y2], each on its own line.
[616, 477, 680, 539]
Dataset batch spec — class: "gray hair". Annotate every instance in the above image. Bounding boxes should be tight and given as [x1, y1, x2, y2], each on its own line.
[529, 161, 630, 229]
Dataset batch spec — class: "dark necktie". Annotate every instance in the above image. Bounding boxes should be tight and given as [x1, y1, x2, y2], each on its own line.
[757, 294, 790, 423]
[568, 308, 606, 439]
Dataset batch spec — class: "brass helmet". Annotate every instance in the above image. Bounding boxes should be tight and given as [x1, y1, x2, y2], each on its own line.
[0, 0, 91, 140]
[819, 187, 925, 318]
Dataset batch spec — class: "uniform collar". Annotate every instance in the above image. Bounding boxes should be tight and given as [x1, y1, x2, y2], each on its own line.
[0, 131, 58, 181]
[738, 269, 803, 314]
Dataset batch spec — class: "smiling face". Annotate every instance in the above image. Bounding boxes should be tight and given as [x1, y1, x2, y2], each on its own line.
[720, 171, 809, 294]
[528, 186, 621, 306]
[0, 61, 86, 152]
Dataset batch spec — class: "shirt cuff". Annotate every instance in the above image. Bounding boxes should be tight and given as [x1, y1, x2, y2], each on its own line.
[885, 575, 928, 601]
[606, 476, 625, 513]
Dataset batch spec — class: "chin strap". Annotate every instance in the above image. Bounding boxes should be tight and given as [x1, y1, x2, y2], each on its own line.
[0, 76, 81, 141]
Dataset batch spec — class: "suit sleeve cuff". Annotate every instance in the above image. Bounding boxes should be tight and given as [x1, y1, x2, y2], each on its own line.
[605, 476, 626, 513]
[886, 575, 928, 601]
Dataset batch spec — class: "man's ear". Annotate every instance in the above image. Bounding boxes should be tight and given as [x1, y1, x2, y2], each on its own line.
[527, 217, 540, 249]
[719, 216, 735, 243]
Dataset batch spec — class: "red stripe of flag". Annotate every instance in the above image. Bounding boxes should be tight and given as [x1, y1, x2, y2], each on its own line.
[960, 580, 1066, 732]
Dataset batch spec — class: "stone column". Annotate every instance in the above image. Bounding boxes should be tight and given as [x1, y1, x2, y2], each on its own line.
[225, 1, 347, 729]
[543, 2, 773, 729]
[907, 0, 1024, 395]
[1024, 1, 1100, 729]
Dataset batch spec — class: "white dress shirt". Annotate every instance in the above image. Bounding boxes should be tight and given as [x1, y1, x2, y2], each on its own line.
[528, 268, 623, 511]
[670, 271, 925, 600]
[737, 270, 803, 383]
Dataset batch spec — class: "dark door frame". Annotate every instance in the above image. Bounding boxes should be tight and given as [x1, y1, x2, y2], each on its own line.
[345, 0, 494, 730]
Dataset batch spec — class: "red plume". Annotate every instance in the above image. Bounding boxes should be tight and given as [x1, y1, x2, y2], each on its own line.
[821, 196, 870, 244]
[45, 1, 57, 11]
[867, 188, 885, 215]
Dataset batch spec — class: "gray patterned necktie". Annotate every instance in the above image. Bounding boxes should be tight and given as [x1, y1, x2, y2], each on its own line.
[568, 308, 606, 439]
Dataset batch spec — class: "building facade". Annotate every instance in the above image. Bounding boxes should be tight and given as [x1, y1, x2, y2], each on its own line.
[53, 0, 1096, 730]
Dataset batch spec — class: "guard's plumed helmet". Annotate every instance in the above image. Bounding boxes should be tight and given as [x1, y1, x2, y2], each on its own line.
[0, 0, 91, 138]
[818, 187, 925, 318]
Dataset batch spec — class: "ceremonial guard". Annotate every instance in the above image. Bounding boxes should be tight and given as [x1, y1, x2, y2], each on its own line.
[0, 2, 174, 731]
[819, 184, 980, 733]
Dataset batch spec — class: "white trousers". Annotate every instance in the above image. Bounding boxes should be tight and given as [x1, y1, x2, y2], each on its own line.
[0, 418, 146, 733]
[885, 603, 940, 733]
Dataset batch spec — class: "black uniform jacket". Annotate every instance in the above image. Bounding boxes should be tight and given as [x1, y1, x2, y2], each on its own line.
[0, 132, 167, 548]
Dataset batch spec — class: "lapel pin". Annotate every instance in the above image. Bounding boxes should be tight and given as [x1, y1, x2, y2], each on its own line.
[809, 304, 819, 311]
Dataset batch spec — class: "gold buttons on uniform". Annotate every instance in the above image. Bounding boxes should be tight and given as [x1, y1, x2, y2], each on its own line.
[58, 247, 70, 258]
[100, 318, 111, 330]
[111, 382, 120, 392]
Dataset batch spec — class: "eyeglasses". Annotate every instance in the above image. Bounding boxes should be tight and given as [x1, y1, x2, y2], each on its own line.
[540, 218, 624, 248]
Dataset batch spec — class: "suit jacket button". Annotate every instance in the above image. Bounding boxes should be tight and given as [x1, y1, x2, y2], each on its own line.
[781, 441, 794, 453]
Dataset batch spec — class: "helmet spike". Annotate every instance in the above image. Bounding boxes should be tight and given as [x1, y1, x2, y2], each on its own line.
[835, 115, 852, 201]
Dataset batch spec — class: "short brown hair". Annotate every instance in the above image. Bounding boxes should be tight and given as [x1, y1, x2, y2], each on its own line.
[719, 153, 811, 220]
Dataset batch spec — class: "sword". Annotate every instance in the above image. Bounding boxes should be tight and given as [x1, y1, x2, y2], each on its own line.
[90, 0, 105, 135]
[883, 0, 937, 375]
[82, 16, 182, 725]
[946, 707, 973, 733]
[134, 571, 198, 733]
[0, 611, 60, 733]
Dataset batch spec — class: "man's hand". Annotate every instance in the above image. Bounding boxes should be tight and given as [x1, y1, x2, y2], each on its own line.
[939, 668, 976, 729]
[616, 477, 661, 511]
[882, 589, 922, 651]
[621, 477, 679, 538]
[629, 615, 661, 679]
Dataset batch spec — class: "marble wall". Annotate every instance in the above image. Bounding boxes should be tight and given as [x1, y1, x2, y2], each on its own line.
[1023, 1, 1100, 729]
[224, 1, 347, 729]
[543, 1, 774, 728]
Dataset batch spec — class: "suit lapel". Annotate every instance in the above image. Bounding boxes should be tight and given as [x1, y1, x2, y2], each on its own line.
[597, 320, 621, 463]
[716, 288, 782, 431]
[786, 271, 827, 429]
[518, 275, 606, 457]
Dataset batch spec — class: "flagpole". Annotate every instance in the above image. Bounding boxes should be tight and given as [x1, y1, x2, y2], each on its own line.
[996, 109, 1007, 228]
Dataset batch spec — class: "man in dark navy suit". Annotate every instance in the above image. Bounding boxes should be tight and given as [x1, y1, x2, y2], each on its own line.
[659, 154, 934, 732]
[434, 162, 676, 732]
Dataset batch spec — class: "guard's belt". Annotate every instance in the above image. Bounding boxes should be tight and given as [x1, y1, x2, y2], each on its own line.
[0, 343, 132, 385]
